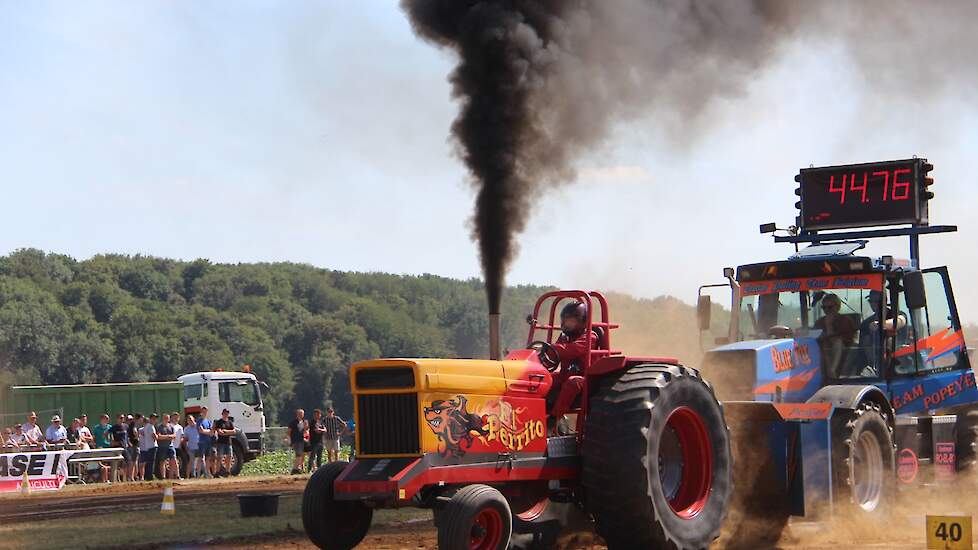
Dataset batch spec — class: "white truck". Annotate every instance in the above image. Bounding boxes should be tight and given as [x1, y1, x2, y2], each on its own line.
[178, 370, 268, 475]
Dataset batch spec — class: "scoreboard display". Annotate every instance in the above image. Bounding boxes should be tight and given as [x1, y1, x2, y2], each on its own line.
[797, 158, 930, 231]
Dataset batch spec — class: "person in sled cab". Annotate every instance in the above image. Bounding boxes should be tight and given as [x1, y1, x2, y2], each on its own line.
[547, 301, 600, 421]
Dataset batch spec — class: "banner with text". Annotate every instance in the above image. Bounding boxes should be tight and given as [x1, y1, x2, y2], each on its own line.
[0, 450, 70, 493]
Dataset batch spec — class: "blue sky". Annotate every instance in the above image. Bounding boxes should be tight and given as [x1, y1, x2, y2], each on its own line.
[2, 3, 978, 321]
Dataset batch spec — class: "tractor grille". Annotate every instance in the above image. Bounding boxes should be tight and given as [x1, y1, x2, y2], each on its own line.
[357, 393, 420, 456]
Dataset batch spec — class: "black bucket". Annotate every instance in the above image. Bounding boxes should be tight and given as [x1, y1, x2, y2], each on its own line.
[237, 493, 281, 517]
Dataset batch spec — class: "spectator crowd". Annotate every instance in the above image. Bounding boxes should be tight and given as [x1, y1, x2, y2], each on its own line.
[286, 407, 354, 475]
[1, 407, 239, 482]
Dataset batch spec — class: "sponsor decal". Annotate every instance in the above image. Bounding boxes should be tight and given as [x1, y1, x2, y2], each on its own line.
[423, 395, 490, 458]
[423, 394, 546, 458]
[923, 373, 976, 410]
[897, 448, 919, 484]
[740, 274, 882, 297]
[0, 450, 69, 493]
[892, 384, 925, 410]
[934, 442, 956, 481]
[771, 342, 813, 373]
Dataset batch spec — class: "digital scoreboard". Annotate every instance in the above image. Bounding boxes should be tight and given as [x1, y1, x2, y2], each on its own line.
[796, 158, 932, 231]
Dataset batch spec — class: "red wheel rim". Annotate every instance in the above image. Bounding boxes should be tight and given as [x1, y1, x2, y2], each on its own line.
[470, 507, 503, 550]
[663, 406, 713, 520]
[515, 498, 548, 522]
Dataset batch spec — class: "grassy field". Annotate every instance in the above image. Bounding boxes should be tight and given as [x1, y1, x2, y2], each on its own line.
[241, 448, 354, 476]
[0, 494, 428, 550]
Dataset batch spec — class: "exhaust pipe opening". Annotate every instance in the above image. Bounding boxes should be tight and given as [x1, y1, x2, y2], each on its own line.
[489, 313, 501, 360]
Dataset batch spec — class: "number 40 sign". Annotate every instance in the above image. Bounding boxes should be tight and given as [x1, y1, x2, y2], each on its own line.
[927, 515, 972, 550]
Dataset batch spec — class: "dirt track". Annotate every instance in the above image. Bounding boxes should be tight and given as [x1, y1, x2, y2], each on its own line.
[0, 475, 938, 549]
[0, 474, 306, 522]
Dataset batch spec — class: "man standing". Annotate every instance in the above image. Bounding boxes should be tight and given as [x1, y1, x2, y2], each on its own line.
[128, 414, 142, 481]
[45, 415, 68, 445]
[23, 412, 43, 445]
[138, 414, 158, 481]
[110, 414, 131, 481]
[93, 414, 113, 449]
[307, 409, 325, 473]
[323, 408, 346, 463]
[197, 407, 215, 478]
[183, 415, 201, 478]
[171, 411, 185, 479]
[156, 414, 178, 480]
[78, 414, 95, 448]
[287, 409, 307, 475]
[213, 409, 235, 477]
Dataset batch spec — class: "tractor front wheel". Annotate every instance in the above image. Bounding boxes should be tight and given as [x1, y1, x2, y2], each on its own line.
[437, 484, 513, 550]
[302, 461, 373, 550]
[583, 364, 732, 550]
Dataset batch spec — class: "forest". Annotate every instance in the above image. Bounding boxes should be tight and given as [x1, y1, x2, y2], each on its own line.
[0, 249, 708, 425]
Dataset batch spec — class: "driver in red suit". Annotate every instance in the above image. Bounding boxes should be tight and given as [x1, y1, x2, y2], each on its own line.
[548, 301, 599, 420]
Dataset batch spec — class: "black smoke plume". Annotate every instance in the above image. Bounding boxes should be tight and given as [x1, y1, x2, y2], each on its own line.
[401, 1, 978, 314]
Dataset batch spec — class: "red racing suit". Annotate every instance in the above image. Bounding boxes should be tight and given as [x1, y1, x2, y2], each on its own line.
[548, 329, 598, 418]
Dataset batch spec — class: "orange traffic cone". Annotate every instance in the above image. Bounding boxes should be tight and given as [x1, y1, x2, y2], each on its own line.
[160, 480, 175, 515]
[20, 472, 30, 496]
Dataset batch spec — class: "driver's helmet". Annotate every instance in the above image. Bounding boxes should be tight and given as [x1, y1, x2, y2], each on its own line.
[560, 301, 588, 337]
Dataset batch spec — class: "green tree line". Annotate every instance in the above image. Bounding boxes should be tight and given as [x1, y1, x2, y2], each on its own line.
[0, 249, 709, 425]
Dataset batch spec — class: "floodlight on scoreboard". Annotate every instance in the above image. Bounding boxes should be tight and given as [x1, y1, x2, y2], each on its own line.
[794, 158, 932, 231]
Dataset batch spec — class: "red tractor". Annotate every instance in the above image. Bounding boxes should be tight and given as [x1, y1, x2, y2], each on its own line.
[302, 290, 733, 549]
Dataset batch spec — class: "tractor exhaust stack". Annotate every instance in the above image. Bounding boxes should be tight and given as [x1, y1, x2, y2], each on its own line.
[489, 313, 501, 360]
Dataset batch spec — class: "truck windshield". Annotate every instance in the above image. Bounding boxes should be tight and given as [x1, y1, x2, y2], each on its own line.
[219, 380, 261, 406]
[738, 285, 878, 340]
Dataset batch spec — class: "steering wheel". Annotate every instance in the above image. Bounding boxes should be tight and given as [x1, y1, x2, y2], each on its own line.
[527, 341, 561, 372]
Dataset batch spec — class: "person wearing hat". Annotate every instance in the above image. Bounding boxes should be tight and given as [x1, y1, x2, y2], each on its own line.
[856, 290, 909, 376]
[45, 415, 68, 445]
[22, 412, 42, 444]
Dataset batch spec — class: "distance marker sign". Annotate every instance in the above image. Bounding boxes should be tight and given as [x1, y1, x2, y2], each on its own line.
[927, 515, 972, 550]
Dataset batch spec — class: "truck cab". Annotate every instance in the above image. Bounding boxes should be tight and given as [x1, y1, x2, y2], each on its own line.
[178, 370, 266, 473]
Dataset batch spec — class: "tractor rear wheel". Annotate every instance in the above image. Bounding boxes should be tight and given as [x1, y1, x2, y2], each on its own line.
[583, 364, 732, 550]
[832, 403, 894, 516]
[955, 409, 978, 477]
[302, 461, 373, 550]
[437, 484, 513, 550]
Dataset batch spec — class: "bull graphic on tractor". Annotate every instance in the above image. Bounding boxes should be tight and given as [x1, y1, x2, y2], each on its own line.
[423, 394, 489, 458]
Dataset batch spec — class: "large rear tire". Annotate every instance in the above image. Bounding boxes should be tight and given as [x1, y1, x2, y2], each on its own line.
[302, 461, 373, 550]
[583, 364, 732, 550]
[437, 484, 513, 550]
[832, 403, 894, 516]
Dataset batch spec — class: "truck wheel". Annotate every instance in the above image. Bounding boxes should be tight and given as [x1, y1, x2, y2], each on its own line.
[438, 484, 512, 550]
[229, 442, 244, 476]
[302, 461, 372, 550]
[583, 364, 732, 550]
[955, 409, 978, 475]
[833, 403, 894, 515]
